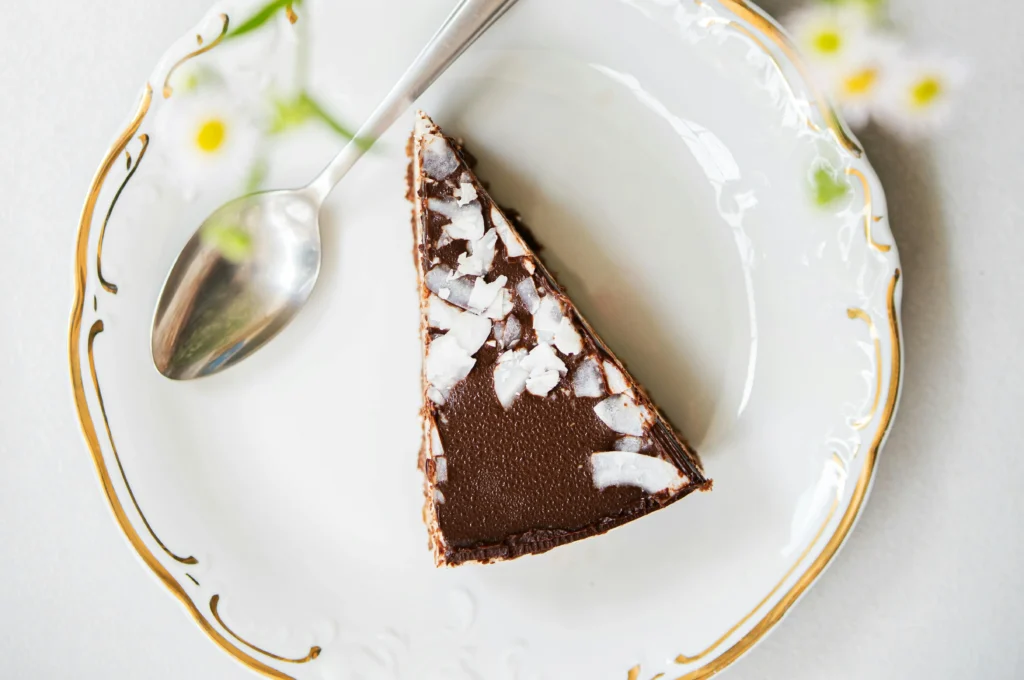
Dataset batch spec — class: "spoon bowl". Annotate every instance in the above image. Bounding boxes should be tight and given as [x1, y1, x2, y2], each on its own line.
[151, 189, 321, 379]
[151, 0, 519, 379]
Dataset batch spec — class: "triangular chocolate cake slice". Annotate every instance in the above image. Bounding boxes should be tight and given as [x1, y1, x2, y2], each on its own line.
[409, 112, 711, 566]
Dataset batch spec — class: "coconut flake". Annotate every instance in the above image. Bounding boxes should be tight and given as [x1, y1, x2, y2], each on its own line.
[603, 361, 630, 394]
[427, 295, 461, 330]
[520, 343, 568, 398]
[614, 436, 645, 453]
[502, 315, 522, 348]
[523, 260, 536, 275]
[434, 456, 448, 483]
[426, 267, 473, 309]
[493, 349, 529, 409]
[444, 202, 486, 242]
[554, 317, 583, 355]
[427, 386, 446, 405]
[433, 488, 446, 504]
[590, 452, 685, 494]
[422, 134, 459, 180]
[526, 371, 561, 397]
[483, 288, 514, 319]
[426, 333, 476, 399]
[467, 275, 508, 314]
[572, 357, 605, 398]
[456, 228, 498, 277]
[450, 313, 492, 355]
[431, 423, 445, 457]
[491, 206, 527, 258]
[533, 295, 564, 345]
[515, 277, 541, 314]
[594, 394, 651, 436]
[456, 182, 478, 207]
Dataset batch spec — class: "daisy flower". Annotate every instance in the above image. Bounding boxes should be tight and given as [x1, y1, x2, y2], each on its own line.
[828, 33, 901, 129]
[156, 92, 261, 190]
[874, 54, 967, 137]
[785, 4, 874, 80]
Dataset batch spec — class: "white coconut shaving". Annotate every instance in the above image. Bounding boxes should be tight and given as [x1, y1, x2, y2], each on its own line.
[532, 295, 564, 345]
[434, 456, 448, 483]
[593, 394, 652, 437]
[449, 313, 492, 355]
[501, 315, 522, 348]
[425, 267, 473, 309]
[572, 357, 605, 398]
[430, 422, 444, 457]
[421, 134, 459, 180]
[590, 452, 685, 494]
[456, 228, 498, 277]
[467, 275, 508, 314]
[521, 343, 567, 397]
[493, 349, 529, 409]
[553, 317, 583, 355]
[515, 277, 541, 314]
[426, 333, 477, 402]
[483, 288, 514, 319]
[603, 361, 630, 394]
[491, 205, 527, 258]
[433, 488, 446, 504]
[613, 436, 645, 453]
[456, 181, 478, 206]
[427, 295, 461, 330]
[431, 200, 485, 242]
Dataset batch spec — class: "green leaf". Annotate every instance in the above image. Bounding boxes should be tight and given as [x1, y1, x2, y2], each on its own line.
[811, 165, 850, 207]
[226, 0, 298, 41]
[268, 95, 316, 134]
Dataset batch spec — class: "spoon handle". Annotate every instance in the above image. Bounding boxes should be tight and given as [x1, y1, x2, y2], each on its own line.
[306, 0, 519, 202]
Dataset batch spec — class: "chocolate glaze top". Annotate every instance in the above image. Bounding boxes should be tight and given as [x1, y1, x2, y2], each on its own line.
[412, 114, 708, 561]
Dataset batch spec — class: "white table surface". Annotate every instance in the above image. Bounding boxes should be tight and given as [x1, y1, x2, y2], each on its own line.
[1, 0, 1021, 678]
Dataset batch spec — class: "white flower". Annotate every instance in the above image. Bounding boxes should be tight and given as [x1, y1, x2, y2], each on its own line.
[874, 54, 967, 137]
[157, 92, 261, 189]
[828, 33, 902, 129]
[785, 4, 874, 79]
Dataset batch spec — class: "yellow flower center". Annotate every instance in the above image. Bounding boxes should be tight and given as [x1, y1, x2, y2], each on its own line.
[911, 77, 943, 108]
[813, 30, 842, 55]
[843, 69, 878, 97]
[195, 118, 227, 153]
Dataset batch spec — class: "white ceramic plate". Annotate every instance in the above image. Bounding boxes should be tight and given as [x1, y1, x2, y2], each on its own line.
[70, 1, 903, 678]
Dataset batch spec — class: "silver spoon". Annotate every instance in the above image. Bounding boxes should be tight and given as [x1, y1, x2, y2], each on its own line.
[152, 0, 519, 380]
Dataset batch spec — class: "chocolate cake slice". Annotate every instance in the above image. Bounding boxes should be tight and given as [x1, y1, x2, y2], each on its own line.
[410, 112, 710, 566]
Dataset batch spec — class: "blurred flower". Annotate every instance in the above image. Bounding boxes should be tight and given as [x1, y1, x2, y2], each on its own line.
[786, 4, 874, 79]
[828, 33, 900, 128]
[157, 92, 260, 188]
[874, 54, 967, 137]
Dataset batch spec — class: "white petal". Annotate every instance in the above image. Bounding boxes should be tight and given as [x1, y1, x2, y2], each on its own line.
[594, 394, 651, 436]
[590, 452, 685, 494]
[491, 206, 527, 257]
[572, 358, 605, 398]
[603, 361, 630, 394]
